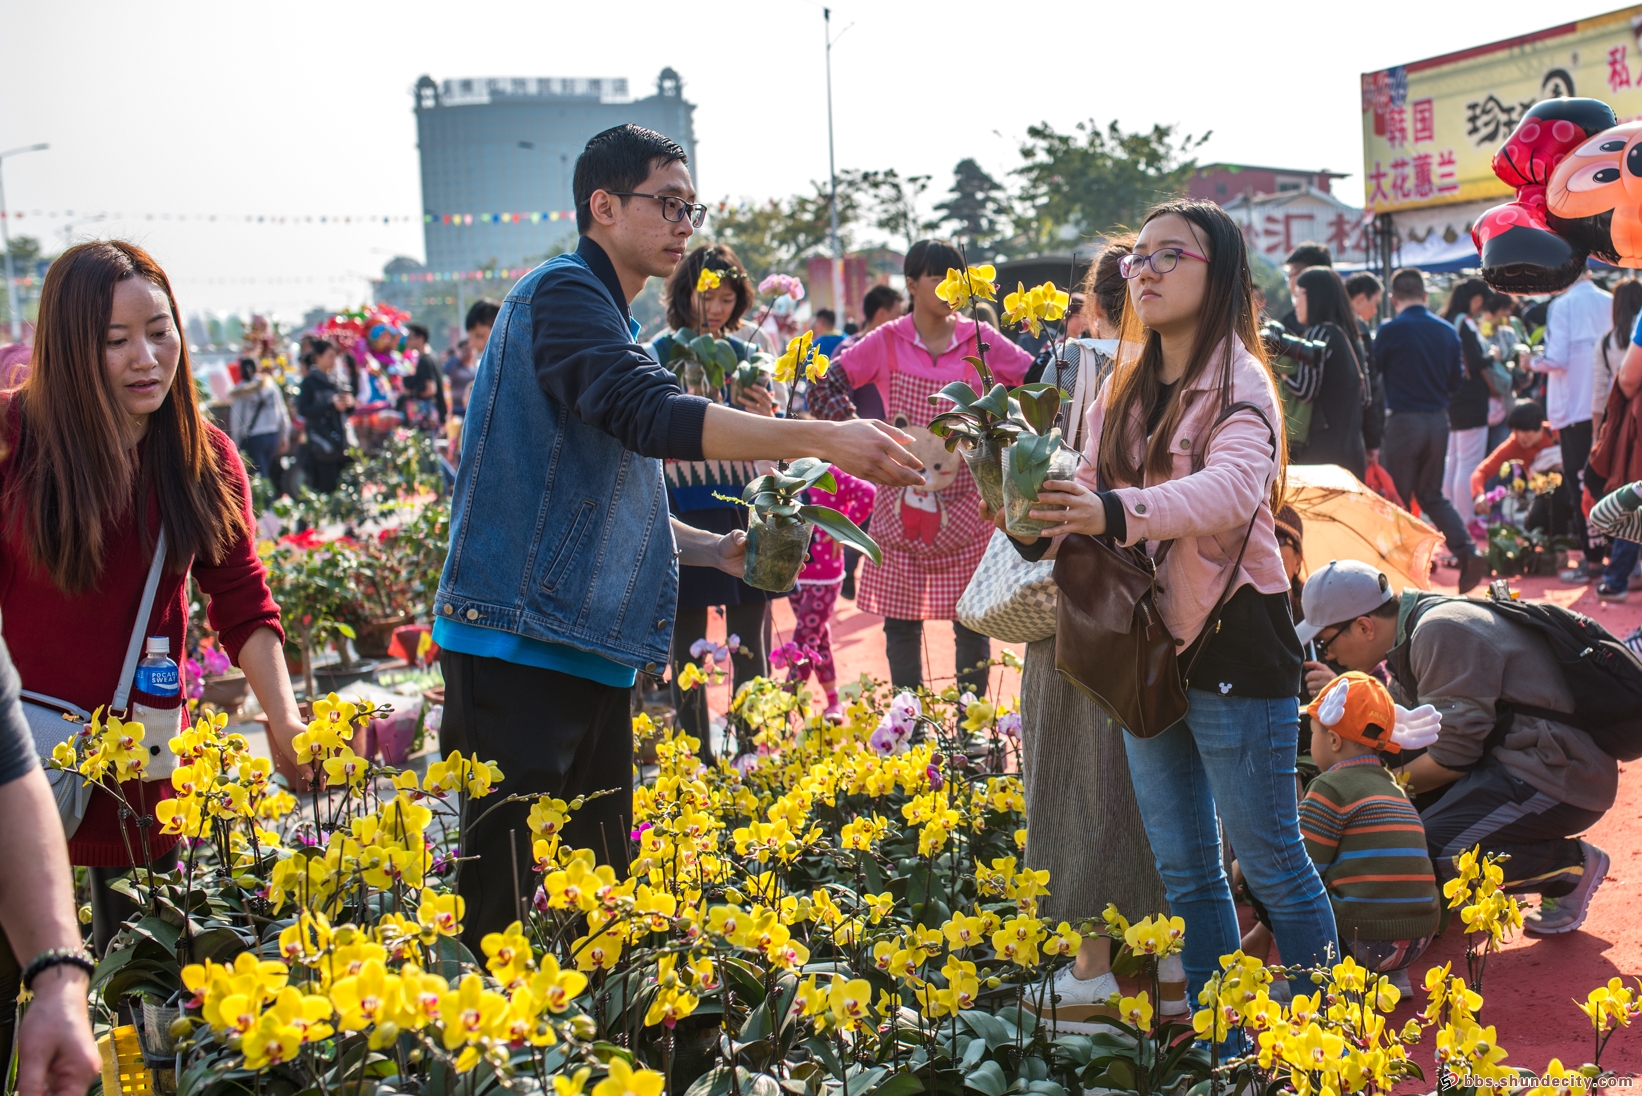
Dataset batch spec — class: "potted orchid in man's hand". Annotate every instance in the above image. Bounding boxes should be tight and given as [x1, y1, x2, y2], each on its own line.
[729, 457, 881, 592]
[1000, 382, 1080, 537]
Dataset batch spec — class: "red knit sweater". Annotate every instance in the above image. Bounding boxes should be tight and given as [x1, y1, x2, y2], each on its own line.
[0, 405, 284, 866]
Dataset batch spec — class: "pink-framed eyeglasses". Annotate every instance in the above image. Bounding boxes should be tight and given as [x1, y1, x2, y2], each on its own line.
[1119, 247, 1209, 279]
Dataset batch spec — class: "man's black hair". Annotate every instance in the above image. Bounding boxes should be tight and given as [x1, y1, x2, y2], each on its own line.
[573, 124, 689, 234]
[1483, 291, 1515, 314]
[465, 299, 500, 332]
[1507, 398, 1546, 431]
[1286, 243, 1333, 268]
[904, 239, 965, 282]
[862, 284, 904, 322]
[406, 323, 430, 341]
[1389, 268, 1427, 301]
[814, 308, 837, 326]
[1344, 271, 1382, 299]
[843, 322, 859, 335]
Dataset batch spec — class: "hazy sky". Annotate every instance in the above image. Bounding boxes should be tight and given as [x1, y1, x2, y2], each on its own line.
[0, 0, 1617, 322]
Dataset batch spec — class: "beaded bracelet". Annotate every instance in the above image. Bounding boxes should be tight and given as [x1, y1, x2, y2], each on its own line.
[21, 947, 95, 991]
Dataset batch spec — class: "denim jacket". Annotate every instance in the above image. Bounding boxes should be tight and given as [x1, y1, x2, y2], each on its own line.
[435, 247, 701, 673]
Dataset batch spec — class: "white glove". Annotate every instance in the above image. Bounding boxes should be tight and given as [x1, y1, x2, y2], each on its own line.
[1391, 703, 1441, 750]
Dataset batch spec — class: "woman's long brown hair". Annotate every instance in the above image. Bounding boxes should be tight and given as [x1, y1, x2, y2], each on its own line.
[1096, 198, 1283, 503]
[4, 241, 248, 593]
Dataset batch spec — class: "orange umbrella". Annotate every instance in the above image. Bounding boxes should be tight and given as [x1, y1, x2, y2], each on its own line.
[1285, 463, 1440, 592]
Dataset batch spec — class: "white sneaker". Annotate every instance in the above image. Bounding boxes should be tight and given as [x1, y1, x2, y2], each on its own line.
[1157, 954, 1189, 1016]
[1021, 968, 1120, 1028]
[1384, 967, 1413, 998]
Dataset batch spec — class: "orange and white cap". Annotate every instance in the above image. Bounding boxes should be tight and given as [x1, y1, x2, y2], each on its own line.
[1304, 671, 1441, 755]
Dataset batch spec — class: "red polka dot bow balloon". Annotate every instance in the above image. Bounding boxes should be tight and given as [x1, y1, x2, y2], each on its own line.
[1474, 97, 1632, 293]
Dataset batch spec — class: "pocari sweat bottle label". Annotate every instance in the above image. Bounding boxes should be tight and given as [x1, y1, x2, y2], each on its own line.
[133, 636, 181, 778]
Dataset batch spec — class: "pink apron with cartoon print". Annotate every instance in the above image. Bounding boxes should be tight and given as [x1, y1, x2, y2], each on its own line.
[856, 342, 992, 621]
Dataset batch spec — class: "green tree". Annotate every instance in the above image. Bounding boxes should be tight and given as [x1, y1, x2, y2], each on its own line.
[933, 159, 1010, 251]
[707, 199, 792, 282]
[1014, 120, 1210, 246]
[859, 169, 932, 253]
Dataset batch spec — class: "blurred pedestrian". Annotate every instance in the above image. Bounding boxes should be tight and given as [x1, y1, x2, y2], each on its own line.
[1532, 269, 1611, 582]
[228, 355, 290, 492]
[296, 338, 354, 494]
[1440, 278, 1493, 536]
[1374, 268, 1486, 592]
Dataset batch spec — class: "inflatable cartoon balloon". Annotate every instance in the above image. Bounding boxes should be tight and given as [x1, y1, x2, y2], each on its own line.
[1473, 97, 1638, 293]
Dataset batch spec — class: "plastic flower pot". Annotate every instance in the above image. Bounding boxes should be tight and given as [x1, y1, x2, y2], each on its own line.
[962, 433, 1008, 513]
[743, 511, 814, 593]
[1001, 443, 1081, 538]
[681, 361, 710, 397]
[199, 671, 250, 716]
[373, 707, 421, 767]
[139, 997, 181, 1063]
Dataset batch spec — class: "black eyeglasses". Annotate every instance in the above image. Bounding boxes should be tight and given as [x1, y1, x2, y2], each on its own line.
[1313, 624, 1349, 662]
[608, 192, 708, 228]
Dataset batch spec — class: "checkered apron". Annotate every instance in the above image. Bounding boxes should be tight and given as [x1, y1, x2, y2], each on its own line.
[856, 350, 991, 621]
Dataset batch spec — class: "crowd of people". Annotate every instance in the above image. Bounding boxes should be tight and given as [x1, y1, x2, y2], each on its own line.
[0, 116, 1640, 1087]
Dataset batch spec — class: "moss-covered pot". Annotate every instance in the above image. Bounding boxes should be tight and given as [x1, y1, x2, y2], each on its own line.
[743, 512, 813, 592]
[1001, 444, 1081, 538]
[681, 361, 710, 397]
[962, 433, 1008, 513]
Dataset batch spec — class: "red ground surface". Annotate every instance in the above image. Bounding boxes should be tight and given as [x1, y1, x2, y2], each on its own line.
[691, 564, 1642, 1072]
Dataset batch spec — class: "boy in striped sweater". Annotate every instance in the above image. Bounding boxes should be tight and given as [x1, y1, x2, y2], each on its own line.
[1298, 672, 1444, 994]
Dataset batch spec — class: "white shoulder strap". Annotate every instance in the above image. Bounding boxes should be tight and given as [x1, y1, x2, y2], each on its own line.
[112, 528, 167, 715]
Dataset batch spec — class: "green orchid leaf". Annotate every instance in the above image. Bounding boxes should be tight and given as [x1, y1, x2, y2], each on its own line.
[786, 456, 829, 482]
[799, 505, 882, 565]
[689, 334, 718, 361]
[814, 469, 838, 494]
[929, 381, 980, 409]
[768, 502, 801, 518]
[971, 384, 1011, 421]
[714, 341, 738, 373]
[1012, 383, 1065, 436]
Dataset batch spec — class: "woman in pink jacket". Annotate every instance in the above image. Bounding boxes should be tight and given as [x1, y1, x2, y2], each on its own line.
[1011, 200, 1335, 1003]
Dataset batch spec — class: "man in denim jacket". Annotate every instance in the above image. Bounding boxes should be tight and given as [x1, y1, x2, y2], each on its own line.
[433, 124, 924, 945]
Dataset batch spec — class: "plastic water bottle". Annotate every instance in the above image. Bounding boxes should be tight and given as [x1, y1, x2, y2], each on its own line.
[132, 636, 181, 770]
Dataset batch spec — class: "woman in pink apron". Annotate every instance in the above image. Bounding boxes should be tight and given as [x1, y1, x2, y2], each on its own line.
[834, 240, 1033, 694]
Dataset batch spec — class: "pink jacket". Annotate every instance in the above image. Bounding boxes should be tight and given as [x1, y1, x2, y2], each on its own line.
[1076, 337, 1288, 647]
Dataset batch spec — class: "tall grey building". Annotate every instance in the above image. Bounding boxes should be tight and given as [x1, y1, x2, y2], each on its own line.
[413, 69, 697, 275]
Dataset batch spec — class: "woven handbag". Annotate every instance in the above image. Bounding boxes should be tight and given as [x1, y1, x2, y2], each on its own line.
[956, 340, 1114, 643]
[957, 531, 1059, 642]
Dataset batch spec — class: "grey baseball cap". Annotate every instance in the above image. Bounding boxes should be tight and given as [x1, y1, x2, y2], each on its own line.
[1296, 560, 1395, 645]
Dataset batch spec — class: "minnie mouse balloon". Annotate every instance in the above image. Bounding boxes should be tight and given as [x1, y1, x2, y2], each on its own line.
[1472, 97, 1618, 293]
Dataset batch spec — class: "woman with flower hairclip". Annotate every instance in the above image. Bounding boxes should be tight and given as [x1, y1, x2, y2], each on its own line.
[651, 244, 784, 750]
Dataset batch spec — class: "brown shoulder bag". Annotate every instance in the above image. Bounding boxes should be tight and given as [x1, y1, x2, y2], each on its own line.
[1052, 400, 1278, 738]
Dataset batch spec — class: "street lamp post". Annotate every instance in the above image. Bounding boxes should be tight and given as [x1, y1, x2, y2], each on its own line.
[0, 143, 49, 342]
[823, 9, 845, 322]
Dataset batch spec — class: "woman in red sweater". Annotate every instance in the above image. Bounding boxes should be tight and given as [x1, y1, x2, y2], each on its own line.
[0, 241, 304, 950]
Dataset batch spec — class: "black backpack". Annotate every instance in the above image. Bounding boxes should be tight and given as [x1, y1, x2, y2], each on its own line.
[1402, 584, 1642, 760]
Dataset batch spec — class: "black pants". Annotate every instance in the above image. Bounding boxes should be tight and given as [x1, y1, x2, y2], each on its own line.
[1382, 409, 1475, 559]
[1418, 757, 1603, 898]
[670, 603, 770, 751]
[306, 456, 345, 494]
[1559, 419, 1594, 554]
[883, 617, 990, 696]
[439, 651, 633, 951]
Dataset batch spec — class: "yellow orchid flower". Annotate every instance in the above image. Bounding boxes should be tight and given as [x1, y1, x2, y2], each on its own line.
[695, 268, 722, 292]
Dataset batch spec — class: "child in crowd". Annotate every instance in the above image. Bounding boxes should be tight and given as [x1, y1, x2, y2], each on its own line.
[1470, 399, 1561, 511]
[786, 469, 876, 719]
[1296, 672, 1444, 995]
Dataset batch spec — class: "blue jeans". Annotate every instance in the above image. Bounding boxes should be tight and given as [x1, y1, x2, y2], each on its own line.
[1603, 537, 1639, 591]
[1122, 689, 1338, 999]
